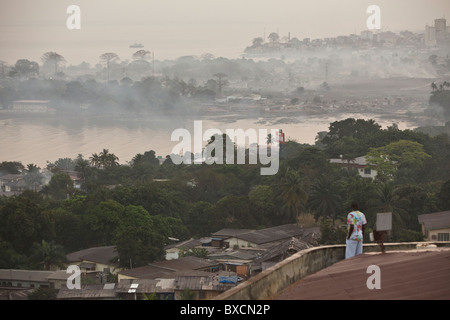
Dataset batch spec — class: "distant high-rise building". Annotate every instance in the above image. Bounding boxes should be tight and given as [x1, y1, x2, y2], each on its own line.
[360, 30, 374, 41]
[425, 18, 449, 46]
[425, 25, 437, 46]
[435, 18, 447, 32]
[435, 18, 447, 43]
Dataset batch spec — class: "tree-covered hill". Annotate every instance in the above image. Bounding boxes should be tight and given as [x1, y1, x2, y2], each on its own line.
[1, 117, 449, 270]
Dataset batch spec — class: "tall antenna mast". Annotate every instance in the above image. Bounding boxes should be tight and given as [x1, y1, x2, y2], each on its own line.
[152, 51, 154, 76]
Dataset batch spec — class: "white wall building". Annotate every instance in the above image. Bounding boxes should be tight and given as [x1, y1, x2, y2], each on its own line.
[12, 100, 49, 112]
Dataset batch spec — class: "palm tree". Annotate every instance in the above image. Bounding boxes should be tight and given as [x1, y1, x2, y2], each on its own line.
[268, 32, 280, 44]
[265, 133, 273, 157]
[99, 148, 119, 168]
[369, 182, 409, 235]
[275, 168, 308, 224]
[266, 133, 273, 145]
[213, 73, 227, 97]
[443, 81, 450, 89]
[89, 153, 101, 168]
[252, 37, 264, 47]
[132, 50, 152, 78]
[431, 82, 438, 91]
[131, 153, 144, 166]
[99, 52, 119, 81]
[74, 154, 91, 183]
[309, 175, 342, 224]
[24, 163, 44, 192]
[41, 51, 66, 74]
[31, 240, 67, 270]
[132, 49, 151, 61]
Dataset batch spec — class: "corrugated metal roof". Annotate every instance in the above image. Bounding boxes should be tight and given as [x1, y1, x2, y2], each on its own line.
[118, 256, 218, 279]
[115, 279, 174, 293]
[208, 249, 259, 261]
[57, 284, 117, 299]
[212, 228, 255, 238]
[0, 269, 54, 282]
[66, 246, 118, 266]
[329, 156, 370, 167]
[46, 270, 71, 281]
[418, 211, 450, 230]
[174, 274, 235, 291]
[255, 237, 313, 263]
[148, 256, 218, 272]
[164, 238, 203, 250]
[234, 224, 303, 245]
[118, 264, 174, 279]
[0, 174, 25, 181]
[13, 100, 49, 103]
[117, 271, 237, 293]
[275, 248, 450, 300]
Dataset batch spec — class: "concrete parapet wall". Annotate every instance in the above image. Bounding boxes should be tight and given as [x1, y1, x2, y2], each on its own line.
[215, 241, 450, 300]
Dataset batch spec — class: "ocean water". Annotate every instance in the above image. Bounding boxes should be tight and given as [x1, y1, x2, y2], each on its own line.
[0, 112, 413, 168]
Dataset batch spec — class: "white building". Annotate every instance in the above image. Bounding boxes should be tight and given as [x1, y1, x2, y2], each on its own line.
[329, 155, 378, 179]
[425, 18, 449, 47]
[418, 211, 450, 242]
[11, 100, 49, 112]
[425, 25, 437, 46]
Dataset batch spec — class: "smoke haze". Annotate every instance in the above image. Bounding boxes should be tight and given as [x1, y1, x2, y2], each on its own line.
[1, 0, 449, 64]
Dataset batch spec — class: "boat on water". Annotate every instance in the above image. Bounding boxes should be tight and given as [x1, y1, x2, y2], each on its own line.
[129, 43, 144, 48]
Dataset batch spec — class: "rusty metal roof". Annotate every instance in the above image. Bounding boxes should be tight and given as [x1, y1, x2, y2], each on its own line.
[0, 269, 54, 283]
[418, 211, 450, 230]
[66, 246, 118, 266]
[254, 237, 313, 263]
[275, 248, 450, 300]
[118, 256, 219, 279]
[231, 224, 304, 245]
[57, 283, 117, 299]
[115, 279, 175, 293]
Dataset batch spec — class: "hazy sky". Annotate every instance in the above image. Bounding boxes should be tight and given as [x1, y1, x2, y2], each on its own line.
[1, 0, 449, 64]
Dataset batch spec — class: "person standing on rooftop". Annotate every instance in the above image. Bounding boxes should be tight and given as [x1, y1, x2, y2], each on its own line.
[345, 202, 367, 259]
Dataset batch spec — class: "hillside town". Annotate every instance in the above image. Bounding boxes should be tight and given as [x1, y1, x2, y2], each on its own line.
[1, 224, 320, 300]
[244, 18, 450, 55]
[1, 209, 449, 300]
[1, 13, 450, 301]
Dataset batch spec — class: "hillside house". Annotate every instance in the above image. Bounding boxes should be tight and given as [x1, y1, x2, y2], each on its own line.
[329, 155, 377, 179]
[116, 278, 174, 300]
[0, 269, 54, 289]
[117, 256, 219, 282]
[11, 100, 49, 112]
[61, 170, 83, 189]
[165, 238, 204, 260]
[57, 270, 238, 300]
[0, 174, 27, 194]
[66, 246, 121, 276]
[116, 256, 236, 300]
[253, 237, 313, 271]
[172, 271, 237, 300]
[57, 283, 117, 300]
[211, 224, 305, 249]
[418, 211, 450, 241]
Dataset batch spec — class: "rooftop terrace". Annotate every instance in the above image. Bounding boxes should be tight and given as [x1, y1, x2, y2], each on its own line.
[275, 248, 450, 300]
[216, 242, 450, 300]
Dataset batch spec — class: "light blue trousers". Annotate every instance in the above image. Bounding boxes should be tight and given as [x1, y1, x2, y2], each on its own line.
[345, 239, 363, 259]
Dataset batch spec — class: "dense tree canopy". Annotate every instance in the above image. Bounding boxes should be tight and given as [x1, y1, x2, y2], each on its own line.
[0, 117, 449, 270]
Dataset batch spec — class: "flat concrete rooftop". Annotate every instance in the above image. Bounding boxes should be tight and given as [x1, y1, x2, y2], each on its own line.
[275, 248, 450, 300]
